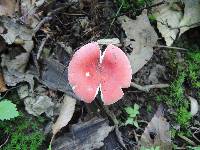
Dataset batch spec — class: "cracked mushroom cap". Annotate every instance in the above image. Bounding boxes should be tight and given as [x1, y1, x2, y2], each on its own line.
[68, 42, 132, 105]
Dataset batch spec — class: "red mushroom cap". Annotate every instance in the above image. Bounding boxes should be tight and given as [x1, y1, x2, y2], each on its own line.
[68, 42, 101, 103]
[68, 42, 132, 105]
[100, 44, 132, 105]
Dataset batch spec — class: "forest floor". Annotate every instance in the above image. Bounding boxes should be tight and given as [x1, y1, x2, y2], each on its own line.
[0, 0, 200, 150]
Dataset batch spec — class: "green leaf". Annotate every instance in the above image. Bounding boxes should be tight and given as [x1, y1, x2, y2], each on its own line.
[125, 117, 134, 125]
[133, 120, 139, 128]
[125, 104, 139, 118]
[0, 100, 19, 121]
[134, 104, 139, 111]
[125, 107, 134, 115]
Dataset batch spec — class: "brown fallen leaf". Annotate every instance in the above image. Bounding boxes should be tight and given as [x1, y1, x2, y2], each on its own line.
[1, 52, 30, 73]
[140, 105, 172, 150]
[20, 0, 45, 28]
[152, 0, 182, 46]
[52, 117, 114, 150]
[118, 10, 158, 74]
[38, 58, 80, 100]
[0, 67, 7, 92]
[52, 95, 76, 137]
[0, 0, 17, 16]
[0, 16, 34, 52]
[2, 69, 34, 92]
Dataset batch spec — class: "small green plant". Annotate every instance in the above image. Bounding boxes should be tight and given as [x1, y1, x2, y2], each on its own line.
[115, 0, 153, 12]
[186, 51, 200, 88]
[176, 106, 191, 127]
[156, 50, 200, 138]
[124, 104, 140, 128]
[0, 91, 46, 149]
[0, 114, 45, 150]
[0, 99, 19, 121]
[147, 104, 153, 113]
[148, 14, 157, 22]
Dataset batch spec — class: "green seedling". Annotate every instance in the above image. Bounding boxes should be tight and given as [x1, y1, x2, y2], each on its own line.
[124, 104, 140, 128]
[0, 99, 19, 121]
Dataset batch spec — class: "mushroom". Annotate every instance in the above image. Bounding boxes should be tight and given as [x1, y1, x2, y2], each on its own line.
[68, 42, 132, 105]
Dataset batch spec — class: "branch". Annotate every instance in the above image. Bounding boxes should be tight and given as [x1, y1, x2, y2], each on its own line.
[131, 82, 169, 92]
[154, 45, 188, 51]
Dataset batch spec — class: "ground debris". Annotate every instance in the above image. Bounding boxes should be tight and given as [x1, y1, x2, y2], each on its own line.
[0, 68, 7, 92]
[188, 96, 199, 116]
[0, 16, 34, 52]
[52, 117, 114, 150]
[152, 0, 200, 46]
[1, 52, 30, 73]
[97, 38, 121, 47]
[0, 0, 18, 17]
[20, 0, 45, 28]
[118, 10, 158, 74]
[2, 69, 34, 91]
[37, 58, 79, 100]
[17, 84, 54, 117]
[52, 95, 76, 137]
[179, 0, 200, 35]
[152, 0, 182, 46]
[140, 105, 172, 150]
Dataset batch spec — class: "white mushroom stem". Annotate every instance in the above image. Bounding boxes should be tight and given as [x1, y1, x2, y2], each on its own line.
[131, 82, 169, 92]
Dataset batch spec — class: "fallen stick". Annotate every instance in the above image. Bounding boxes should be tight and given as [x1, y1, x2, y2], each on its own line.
[131, 82, 169, 92]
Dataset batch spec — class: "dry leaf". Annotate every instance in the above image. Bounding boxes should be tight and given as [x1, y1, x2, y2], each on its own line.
[152, 0, 182, 46]
[0, 68, 7, 92]
[1, 52, 30, 73]
[118, 10, 158, 74]
[2, 69, 34, 91]
[52, 118, 114, 150]
[97, 38, 121, 47]
[17, 84, 54, 117]
[152, 0, 200, 45]
[179, 0, 200, 35]
[38, 58, 80, 100]
[0, 16, 34, 52]
[20, 0, 45, 28]
[140, 105, 172, 150]
[0, 0, 17, 16]
[52, 95, 76, 135]
[188, 96, 199, 116]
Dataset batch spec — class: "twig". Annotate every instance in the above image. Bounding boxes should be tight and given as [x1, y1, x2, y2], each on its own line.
[108, 0, 123, 33]
[170, 21, 200, 30]
[33, 2, 76, 34]
[178, 134, 196, 146]
[193, 129, 200, 143]
[154, 45, 188, 51]
[103, 106, 127, 149]
[0, 135, 9, 149]
[33, 16, 52, 34]
[37, 34, 50, 60]
[131, 82, 169, 92]
[138, 0, 166, 11]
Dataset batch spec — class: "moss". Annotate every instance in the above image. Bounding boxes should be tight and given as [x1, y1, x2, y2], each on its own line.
[147, 104, 153, 113]
[0, 89, 47, 150]
[176, 106, 191, 127]
[156, 50, 200, 128]
[186, 51, 200, 88]
[0, 111, 46, 150]
[148, 14, 157, 22]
